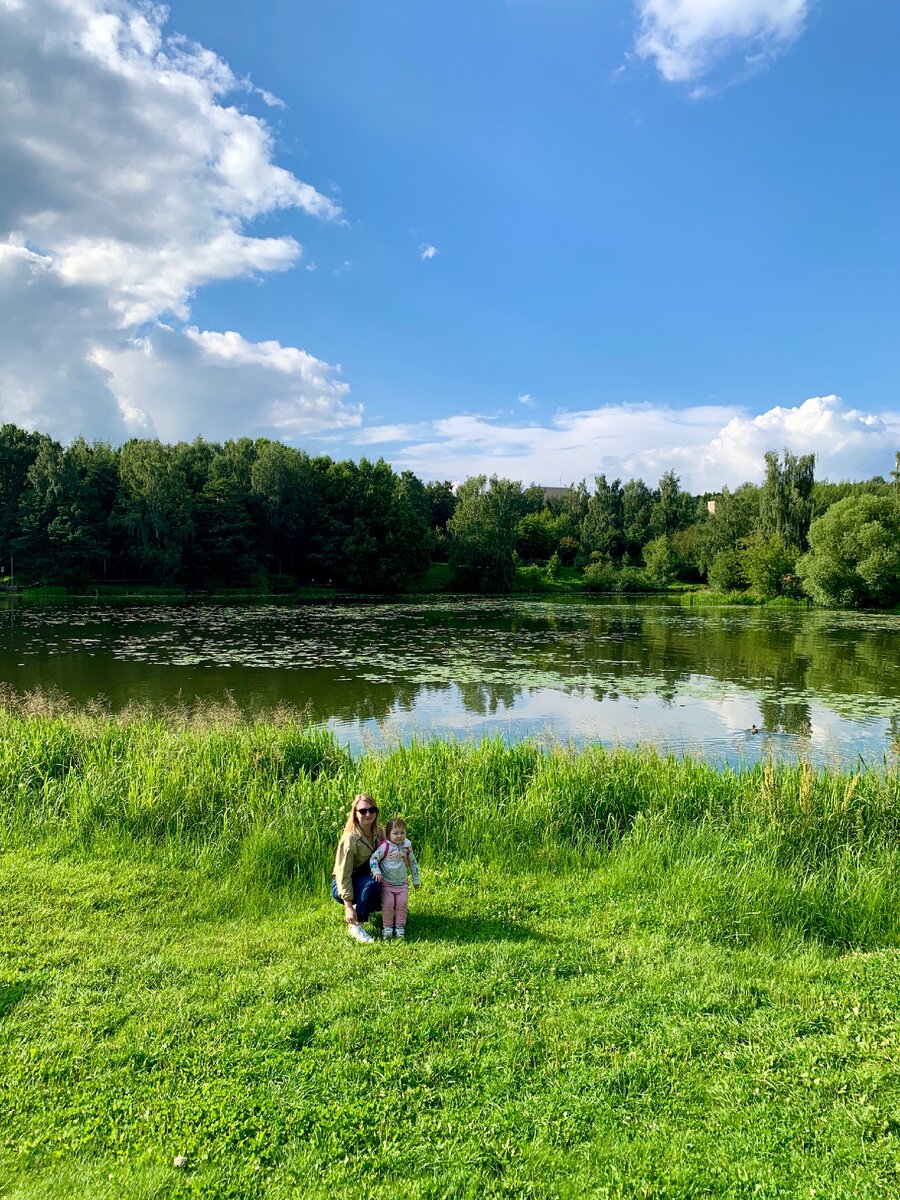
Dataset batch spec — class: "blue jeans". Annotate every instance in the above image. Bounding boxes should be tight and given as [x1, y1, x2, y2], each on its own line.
[331, 868, 382, 922]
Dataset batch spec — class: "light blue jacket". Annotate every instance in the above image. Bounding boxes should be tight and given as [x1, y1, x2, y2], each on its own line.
[370, 838, 420, 887]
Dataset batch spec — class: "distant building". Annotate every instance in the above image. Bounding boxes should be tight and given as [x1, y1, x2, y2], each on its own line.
[542, 486, 569, 503]
[707, 498, 718, 515]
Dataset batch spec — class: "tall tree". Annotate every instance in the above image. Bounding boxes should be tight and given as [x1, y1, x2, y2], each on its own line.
[0, 424, 48, 576]
[424, 480, 457, 531]
[549, 482, 590, 526]
[189, 441, 261, 584]
[621, 478, 654, 558]
[650, 470, 692, 539]
[582, 475, 624, 558]
[117, 440, 194, 581]
[448, 475, 522, 592]
[759, 449, 815, 551]
[15, 439, 68, 581]
[14, 438, 117, 584]
[251, 441, 316, 577]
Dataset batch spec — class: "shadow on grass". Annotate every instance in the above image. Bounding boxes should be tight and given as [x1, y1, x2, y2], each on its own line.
[0, 981, 31, 1021]
[402, 912, 546, 945]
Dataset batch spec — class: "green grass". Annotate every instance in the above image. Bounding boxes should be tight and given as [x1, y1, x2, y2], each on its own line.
[513, 565, 589, 594]
[2, 708, 900, 1198]
[677, 591, 812, 608]
[405, 563, 453, 593]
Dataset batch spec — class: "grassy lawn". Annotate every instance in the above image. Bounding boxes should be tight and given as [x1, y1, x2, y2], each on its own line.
[3, 852, 900, 1199]
[1, 715, 899, 1197]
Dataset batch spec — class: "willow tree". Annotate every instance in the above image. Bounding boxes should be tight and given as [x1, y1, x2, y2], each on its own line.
[759, 449, 815, 552]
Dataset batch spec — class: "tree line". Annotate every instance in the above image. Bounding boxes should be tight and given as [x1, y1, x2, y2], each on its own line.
[1, 424, 898, 607]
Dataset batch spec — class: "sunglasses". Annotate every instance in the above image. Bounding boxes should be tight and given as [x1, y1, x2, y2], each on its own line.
[356, 806, 378, 816]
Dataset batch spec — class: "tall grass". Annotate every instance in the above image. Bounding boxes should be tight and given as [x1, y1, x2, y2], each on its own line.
[1, 693, 898, 945]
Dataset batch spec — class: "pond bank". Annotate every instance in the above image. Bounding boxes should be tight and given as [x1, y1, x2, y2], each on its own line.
[2, 719, 900, 1198]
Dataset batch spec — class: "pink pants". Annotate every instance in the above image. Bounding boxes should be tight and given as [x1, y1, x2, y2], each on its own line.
[382, 882, 409, 929]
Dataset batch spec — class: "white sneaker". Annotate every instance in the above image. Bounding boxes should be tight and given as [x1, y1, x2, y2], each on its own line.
[395, 927, 405, 939]
[348, 924, 373, 944]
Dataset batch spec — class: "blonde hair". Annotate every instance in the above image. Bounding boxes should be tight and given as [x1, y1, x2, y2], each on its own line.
[342, 792, 384, 842]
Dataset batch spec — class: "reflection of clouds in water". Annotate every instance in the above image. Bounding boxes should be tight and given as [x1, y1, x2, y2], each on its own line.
[5, 598, 900, 769]
[708, 696, 762, 733]
[328, 684, 894, 769]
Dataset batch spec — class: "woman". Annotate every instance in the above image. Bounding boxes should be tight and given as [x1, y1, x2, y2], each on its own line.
[331, 793, 383, 943]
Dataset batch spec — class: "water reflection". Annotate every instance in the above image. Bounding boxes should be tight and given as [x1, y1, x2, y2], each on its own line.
[757, 697, 813, 738]
[0, 596, 898, 768]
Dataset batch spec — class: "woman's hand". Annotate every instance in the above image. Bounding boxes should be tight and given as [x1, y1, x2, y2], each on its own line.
[343, 901, 358, 923]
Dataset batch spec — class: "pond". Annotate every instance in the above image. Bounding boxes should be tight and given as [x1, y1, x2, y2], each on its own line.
[1, 595, 899, 768]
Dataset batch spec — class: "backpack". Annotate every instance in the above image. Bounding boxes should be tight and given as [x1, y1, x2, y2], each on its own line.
[376, 840, 410, 865]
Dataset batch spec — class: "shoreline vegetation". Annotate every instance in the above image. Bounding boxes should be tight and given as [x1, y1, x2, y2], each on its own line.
[4, 714, 900, 1195]
[6, 574, 820, 608]
[3, 424, 899, 610]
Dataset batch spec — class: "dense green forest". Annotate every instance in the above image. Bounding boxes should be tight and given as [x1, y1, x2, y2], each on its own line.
[1, 424, 898, 607]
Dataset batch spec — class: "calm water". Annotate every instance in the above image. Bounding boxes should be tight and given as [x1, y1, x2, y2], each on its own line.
[1, 595, 899, 768]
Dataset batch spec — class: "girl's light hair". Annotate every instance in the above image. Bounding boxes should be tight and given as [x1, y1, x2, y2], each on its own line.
[384, 817, 407, 840]
[342, 792, 384, 841]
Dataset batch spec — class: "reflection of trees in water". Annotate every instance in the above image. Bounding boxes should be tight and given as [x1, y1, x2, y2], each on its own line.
[4, 601, 899, 732]
[509, 611, 559, 635]
[796, 621, 900, 702]
[324, 678, 429, 724]
[1, 598, 19, 629]
[758, 697, 812, 738]
[457, 680, 523, 715]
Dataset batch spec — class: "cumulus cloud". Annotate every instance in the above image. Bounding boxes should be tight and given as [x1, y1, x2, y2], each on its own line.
[419, 244, 438, 260]
[0, 241, 131, 442]
[93, 326, 360, 443]
[518, 393, 536, 408]
[0, 0, 355, 443]
[634, 0, 810, 87]
[662, 395, 899, 486]
[354, 395, 900, 491]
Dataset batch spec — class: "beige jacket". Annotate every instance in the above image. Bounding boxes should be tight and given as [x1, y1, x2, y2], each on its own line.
[333, 827, 380, 904]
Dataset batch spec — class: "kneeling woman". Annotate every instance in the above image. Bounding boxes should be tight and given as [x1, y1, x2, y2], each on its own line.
[331, 793, 383, 943]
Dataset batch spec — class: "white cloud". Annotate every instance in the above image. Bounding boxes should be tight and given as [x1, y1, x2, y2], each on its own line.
[0, 241, 131, 442]
[93, 326, 360, 443]
[670, 395, 899, 486]
[353, 395, 900, 491]
[634, 0, 810, 87]
[0, 243, 361, 442]
[419, 244, 438, 260]
[518, 393, 536, 408]
[0, 0, 355, 444]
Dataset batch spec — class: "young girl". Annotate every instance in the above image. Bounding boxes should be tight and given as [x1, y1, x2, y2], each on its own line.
[370, 818, 420, 939]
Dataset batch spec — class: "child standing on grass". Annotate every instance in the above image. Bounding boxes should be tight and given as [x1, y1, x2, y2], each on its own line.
[370, 818, 420, 940]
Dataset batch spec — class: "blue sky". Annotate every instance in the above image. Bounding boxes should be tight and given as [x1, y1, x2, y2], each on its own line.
[1, 0, 899, 490]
